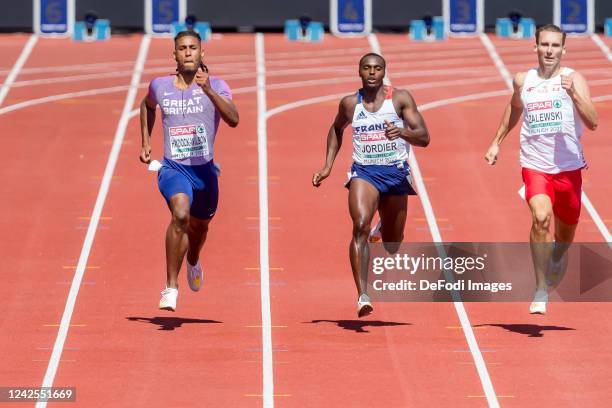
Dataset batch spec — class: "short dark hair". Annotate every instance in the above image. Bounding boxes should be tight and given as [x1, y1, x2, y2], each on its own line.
[359, 53, 386, 68]
[174, 30, 201, 45]
[535, 24, 566, 45]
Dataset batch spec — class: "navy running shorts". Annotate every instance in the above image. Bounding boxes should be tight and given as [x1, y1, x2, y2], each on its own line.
[157, 158, 219, 220]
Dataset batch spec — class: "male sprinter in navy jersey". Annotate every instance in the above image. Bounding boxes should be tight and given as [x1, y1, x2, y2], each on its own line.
[313, 53, 430, 317]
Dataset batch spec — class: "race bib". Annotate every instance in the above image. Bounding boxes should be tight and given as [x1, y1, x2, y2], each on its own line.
[359, 132, 398, 165]
[168, 124, 209, 159]
[525, 99, 564, 136]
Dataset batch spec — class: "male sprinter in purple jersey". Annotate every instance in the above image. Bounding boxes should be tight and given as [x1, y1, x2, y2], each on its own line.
[312, 54, 430, 317]
[139, 31, 239, 311]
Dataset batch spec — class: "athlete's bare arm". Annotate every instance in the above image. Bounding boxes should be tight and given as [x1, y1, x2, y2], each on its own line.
[385, 88, 429, 147]
[561, 71, 598, 131]
[312, 94, 356, 187]
[139, 93, 157, 164]
[485, 72, 526, 165]
[195, 67, 239, 127]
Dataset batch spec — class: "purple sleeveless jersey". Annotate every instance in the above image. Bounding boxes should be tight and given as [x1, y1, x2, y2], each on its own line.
[148, 75, 232, 166]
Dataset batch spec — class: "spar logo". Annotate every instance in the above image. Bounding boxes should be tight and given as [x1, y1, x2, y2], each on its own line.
[360, 132, 386, 142]
[527, 100, 552, 111]
[169, 125, 196, 137]
[553, 99, 562, 108]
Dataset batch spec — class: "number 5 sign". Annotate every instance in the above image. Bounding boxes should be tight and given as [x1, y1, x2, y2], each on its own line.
[33, 0, 75, 37]
[145, 0, 186, 35]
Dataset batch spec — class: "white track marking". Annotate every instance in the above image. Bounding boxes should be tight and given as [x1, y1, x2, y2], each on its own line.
[591, 34, 612, 62]
[369, 33, 500, 408]
[255, 33, 274, 408]
[0, 34, 37, 106]
[35, 35, 151, 408]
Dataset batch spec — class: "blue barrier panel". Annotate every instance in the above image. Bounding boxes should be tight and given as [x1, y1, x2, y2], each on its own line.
[433, 16, 446, 40]
[94, 19, 111, 41]
[195, 22, 211, 41]
[410, 20, 426, 41]
[73, 21, 86, 41]
[496, 18, 511, 38]
[308, 22, 324, 42]
[519, 18, 535, 39]
[284, 19, 300, 40]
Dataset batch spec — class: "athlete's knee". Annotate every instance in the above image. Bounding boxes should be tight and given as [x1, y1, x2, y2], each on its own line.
[171, 208, 190, 231]
[383, 240, 401, 254]
[532, 210, 552, 233]
[352, 218, 371, 240]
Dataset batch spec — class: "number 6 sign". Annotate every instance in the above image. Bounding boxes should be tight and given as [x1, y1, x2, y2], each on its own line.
[33, 0, 75, 37]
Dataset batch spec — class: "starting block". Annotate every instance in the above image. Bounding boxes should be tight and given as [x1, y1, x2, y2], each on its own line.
[410, 17, 445, 41]
[284, 20, 324, 42]
[496, 17, 535, 39]
[606, 18, 612, 37]
[73, 19, 111, 41]
[171, 22, 211, 41]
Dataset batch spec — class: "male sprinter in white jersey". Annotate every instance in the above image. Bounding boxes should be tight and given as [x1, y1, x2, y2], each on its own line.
[139, 30, 239, 311]
[485, 24, 598, 314]
[312, 53, 430, 317]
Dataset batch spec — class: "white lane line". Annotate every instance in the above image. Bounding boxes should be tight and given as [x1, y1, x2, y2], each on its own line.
[480, 32, 611, 243]
[256, 32, 274, 408]
[591, 34, 612, 62]
[0, 84, 134, 115]
[0, 34, 37, 106]
[479, 33, 513, 89]
[35, 34, 151, 408]
[592, 94, 612, 102]
[369, 33, 500, 408]
[0, 73, 508, 118]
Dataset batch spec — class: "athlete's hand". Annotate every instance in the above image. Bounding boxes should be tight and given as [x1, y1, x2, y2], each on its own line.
[195, 66, 211, 93]
[312, 167, 331, 187]
[140, 145, 152, 164]
[560, 74, 576, 97]
[484, 145, 499, 165]
[384, 119, 401, 140]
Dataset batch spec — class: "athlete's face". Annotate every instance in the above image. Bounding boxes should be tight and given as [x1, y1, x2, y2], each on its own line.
[174, 35, 204, 74]
[359, 56, 385, 89]
[535, 31, 565, 69]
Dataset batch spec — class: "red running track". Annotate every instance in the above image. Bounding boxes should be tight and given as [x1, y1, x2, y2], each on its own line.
[0, 32, 610, 407]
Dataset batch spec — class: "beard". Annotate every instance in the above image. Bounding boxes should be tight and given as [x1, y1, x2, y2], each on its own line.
[177, 63, 198, 74]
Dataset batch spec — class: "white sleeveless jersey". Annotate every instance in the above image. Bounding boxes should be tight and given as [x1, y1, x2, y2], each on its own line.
[519, 67, 585, 173]
[351, 87, 409, 166]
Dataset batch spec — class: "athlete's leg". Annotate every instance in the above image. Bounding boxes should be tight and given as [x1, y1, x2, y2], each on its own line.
[528, 194, 554, 291]
[377, 194, 408, 254]
[551, 169, 581, 262]
[186, 216, 211, 265]
[348, 178, 379, 296]
[165, 193, 191, 288]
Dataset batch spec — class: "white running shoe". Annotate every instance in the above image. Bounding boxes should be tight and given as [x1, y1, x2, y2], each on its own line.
[187, 260, 203, 292]
[159, 287, 178, 311]
[357, 293, 373, 318]
[368, 220, 382, 243]
[529, 290, 548, 314]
